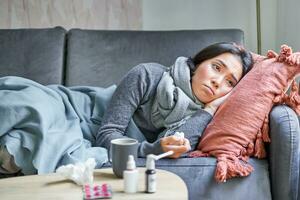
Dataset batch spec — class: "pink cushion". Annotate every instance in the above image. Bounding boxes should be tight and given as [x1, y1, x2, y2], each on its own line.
[189, 45, 300, 182]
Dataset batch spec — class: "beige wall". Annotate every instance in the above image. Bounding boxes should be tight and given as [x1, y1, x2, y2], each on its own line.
[0, 0, 142, 30]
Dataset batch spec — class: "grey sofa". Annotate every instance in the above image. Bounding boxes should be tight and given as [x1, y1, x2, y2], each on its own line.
[0, 27, 299, 200]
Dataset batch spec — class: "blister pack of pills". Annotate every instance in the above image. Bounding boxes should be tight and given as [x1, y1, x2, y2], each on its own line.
[83, 184, 112, 199]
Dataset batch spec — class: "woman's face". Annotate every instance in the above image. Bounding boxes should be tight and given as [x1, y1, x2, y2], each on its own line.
[191, 52, 243, 103]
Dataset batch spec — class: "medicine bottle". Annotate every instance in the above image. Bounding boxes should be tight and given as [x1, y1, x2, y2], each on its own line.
[123, 155, 138, 193]
[145, 155, 156, 193]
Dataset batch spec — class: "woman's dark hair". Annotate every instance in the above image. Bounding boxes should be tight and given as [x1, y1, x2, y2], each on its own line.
[189, 42, 253, 77]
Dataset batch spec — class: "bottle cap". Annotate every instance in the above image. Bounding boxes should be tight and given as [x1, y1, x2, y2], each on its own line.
[127, 155, 136, 170]
[146, 155, 155, 170]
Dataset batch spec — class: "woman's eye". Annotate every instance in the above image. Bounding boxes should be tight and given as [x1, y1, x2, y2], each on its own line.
[227, 80, 234, 87]
[213, 64, 221, 71]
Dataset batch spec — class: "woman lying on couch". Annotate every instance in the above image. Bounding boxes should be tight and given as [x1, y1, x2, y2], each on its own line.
[0, 42, 253, 175]
[96, 42, 253, 158]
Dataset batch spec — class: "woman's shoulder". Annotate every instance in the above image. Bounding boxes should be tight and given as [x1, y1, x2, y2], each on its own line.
[127, 62, 168, 81]
[131, 62, 168, 73]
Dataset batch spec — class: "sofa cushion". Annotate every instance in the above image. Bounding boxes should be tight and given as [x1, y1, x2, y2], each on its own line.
[103, 157, 271, 200]
[154, 158, 271, 200]
[269, 105, 300, 200]
[0, 27, 66, 85]
[65, 29, 244, 87]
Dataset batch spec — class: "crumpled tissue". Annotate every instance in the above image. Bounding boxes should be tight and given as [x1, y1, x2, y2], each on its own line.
[56, 158, 96, 186]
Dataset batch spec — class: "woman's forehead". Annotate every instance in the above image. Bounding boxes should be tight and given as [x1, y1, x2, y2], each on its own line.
[213, 53, 243, 80]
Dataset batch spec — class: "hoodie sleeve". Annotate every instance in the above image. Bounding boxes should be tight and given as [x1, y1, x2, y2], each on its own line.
[95, 64, 166, 157]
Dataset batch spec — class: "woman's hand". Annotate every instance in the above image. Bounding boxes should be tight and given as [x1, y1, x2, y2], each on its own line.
[160, 135, 191, 158]
[204, 91, 232, 115]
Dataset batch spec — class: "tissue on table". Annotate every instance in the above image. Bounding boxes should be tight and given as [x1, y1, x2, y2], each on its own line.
[56, 158, 96, 186]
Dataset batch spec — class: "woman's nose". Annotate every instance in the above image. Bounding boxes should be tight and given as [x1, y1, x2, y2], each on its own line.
[211, 78, 222, 88]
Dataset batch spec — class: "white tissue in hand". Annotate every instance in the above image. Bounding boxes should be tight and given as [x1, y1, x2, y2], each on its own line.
[56, 158, 96, 186]
[174, 131, 185, 138]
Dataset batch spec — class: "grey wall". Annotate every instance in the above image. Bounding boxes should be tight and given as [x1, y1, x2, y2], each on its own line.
[276, 0, 300, 52]
[261, 0, 277, 54]
[143, 0, 300, 55]
[142, 0, 257, 52]
[259, 0, 300, 54]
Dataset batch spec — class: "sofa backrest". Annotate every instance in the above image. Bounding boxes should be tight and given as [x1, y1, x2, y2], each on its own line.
[65, 29, 244, 87]
[0, 27, 66, 85]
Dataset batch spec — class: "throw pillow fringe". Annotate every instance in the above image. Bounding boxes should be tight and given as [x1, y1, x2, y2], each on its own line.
[283, 80, 300, 115]
[277, 44, 292, 62]
[188, 150, 209, 158]
[215, 155, 254, 183]
[261, 115, 271, 142]
[254, 131, 267, 159]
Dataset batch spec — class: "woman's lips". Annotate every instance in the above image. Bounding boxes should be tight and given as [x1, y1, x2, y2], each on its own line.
[204, 85, 215, 95]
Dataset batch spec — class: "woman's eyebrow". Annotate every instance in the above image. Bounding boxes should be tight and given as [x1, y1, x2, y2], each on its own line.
[215, 59, 238, 83]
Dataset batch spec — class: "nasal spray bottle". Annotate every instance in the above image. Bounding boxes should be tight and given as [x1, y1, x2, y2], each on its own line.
[145, 132, 185, 193]
[145, 150, 174, 193]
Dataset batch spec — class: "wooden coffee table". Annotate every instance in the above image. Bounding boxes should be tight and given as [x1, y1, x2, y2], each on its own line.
[0, 168, 188, 199]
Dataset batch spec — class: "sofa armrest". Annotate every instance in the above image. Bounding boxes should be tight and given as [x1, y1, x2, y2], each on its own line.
[269, 105, 300, 200]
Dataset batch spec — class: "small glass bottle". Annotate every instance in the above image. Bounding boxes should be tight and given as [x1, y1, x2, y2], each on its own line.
[123, 155, 139, 193]
[145, 155, 156, 193]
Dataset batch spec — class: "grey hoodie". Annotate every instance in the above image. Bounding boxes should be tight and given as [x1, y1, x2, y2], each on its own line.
[95, 62, 212, 157]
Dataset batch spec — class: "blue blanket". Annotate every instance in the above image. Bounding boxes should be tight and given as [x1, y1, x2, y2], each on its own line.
[0, 76, 116, 175]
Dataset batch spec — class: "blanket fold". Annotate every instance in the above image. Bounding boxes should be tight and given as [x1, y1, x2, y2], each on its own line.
[0, 77, 116, 174]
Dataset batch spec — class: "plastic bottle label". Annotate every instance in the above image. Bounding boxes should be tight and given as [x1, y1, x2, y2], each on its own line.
[146, 173, 156, 193]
